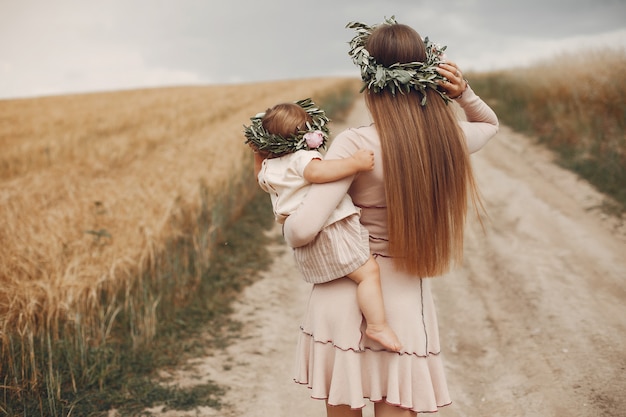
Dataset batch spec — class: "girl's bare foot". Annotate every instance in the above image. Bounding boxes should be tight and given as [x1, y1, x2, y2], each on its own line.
[366, 323, 402, 352]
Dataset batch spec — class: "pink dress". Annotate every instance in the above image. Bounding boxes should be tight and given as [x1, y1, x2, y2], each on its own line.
[283, 86, 499, 413]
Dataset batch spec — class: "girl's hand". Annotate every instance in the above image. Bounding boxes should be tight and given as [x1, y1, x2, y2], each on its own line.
[436, 61, 468, 99]
[351, 149, 375, 172]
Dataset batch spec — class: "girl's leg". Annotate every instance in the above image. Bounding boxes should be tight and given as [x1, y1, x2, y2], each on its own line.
[374, 402, 417, 417]
[326, 402, 363, 417]
[347, 256, 402, 351]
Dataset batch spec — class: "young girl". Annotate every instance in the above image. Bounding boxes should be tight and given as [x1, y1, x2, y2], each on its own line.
[244, 99, 402, 352]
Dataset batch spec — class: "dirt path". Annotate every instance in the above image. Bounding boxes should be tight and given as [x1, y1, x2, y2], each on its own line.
[149, 100, 626, 417]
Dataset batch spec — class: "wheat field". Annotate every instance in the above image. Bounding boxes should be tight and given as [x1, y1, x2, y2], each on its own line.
[0, 77, 359, 409]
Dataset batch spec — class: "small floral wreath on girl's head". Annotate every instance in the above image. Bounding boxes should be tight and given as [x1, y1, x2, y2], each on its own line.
[243, 98, 330, 156]
[346, 16, 450, 105]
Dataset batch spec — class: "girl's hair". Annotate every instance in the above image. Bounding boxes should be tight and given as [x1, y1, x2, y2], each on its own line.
[262, 103, 312, 140]
[364, 23, 482, 277]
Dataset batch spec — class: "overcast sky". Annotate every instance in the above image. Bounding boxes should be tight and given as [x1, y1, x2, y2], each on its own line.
[1, 0, 625, 99]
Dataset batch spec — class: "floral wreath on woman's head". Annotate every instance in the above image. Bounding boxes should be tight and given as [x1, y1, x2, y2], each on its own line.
[347, 16, 450, 105]
[243, 98, 330, 156]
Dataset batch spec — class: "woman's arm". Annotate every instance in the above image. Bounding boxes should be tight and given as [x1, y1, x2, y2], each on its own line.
[283, 131, 361, 248]
[283, 176, 353, 247]
[303, 149, 374, 184]
[455, 85, 499, 153]
[437, 61, 499, 154]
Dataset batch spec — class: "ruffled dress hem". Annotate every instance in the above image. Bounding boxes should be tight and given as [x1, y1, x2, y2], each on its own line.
[294, 326, 451, 413]
[292, 385, 453, 414]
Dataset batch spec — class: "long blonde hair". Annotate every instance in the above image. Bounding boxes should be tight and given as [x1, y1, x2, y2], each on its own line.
[364, 23, 481, 277]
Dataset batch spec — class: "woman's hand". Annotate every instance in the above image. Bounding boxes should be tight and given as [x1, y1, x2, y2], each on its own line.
[436, 61, 468, 99]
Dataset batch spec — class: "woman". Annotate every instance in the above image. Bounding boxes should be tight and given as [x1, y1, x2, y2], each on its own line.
[283, 18, 499, 416]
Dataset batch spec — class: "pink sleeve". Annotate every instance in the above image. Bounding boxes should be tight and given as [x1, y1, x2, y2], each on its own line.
[283, 132, 359, 248]
[455, 85, 499, 153]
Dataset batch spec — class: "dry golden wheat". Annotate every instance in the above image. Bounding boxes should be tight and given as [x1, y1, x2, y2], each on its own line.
[0, 77, 359, 384]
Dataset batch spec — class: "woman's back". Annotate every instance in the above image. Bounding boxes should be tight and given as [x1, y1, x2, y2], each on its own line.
[324, 125, 390, 255]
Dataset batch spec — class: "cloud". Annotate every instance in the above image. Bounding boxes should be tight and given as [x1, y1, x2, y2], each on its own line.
[460, 27, 626, 72]
[1, 0, 625, 99]
[0, 24, 210, 97]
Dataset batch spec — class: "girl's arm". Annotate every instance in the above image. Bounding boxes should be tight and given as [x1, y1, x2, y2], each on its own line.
[303, 149, 374, 184]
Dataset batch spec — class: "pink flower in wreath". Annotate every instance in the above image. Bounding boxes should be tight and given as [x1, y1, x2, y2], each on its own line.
[304, 130, 325, 149]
